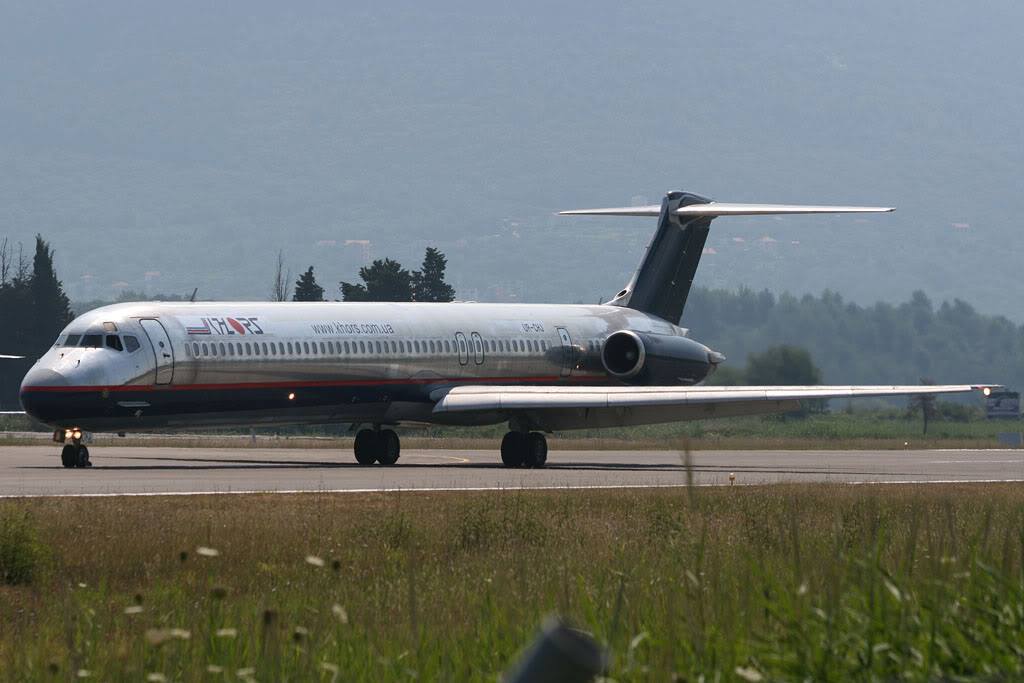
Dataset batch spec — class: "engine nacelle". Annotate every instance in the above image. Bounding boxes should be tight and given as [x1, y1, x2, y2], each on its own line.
[601, 330, 716, 385]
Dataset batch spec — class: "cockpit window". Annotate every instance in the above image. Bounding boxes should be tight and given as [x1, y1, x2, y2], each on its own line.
[64, 334, 81, 346]
[80, 334, 103, 348]
[105, 335, 124, 352]
[124, 336, 140, 353]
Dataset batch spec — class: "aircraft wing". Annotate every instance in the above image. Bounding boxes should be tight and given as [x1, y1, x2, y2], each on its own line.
[433, 384, 995, 430]
[559, 203, 894, 218]
[0, 411, 25, 415]
[0, 354, 24, 359]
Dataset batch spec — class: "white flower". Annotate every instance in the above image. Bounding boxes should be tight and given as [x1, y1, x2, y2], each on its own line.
[305, 555, 325, 567]
[196, 546, 219, 557]
[332, 604, 349, 624]
[216, 628, 238, 638]
[124, 605, 144, 615]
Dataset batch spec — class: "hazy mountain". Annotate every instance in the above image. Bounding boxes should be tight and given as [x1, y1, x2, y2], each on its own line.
[1, 0, 1021, 319]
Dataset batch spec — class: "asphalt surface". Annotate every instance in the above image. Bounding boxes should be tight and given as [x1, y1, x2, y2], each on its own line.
[1, 445, 1024, 497]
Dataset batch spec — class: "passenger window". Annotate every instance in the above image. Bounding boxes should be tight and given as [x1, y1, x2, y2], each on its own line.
[105, 335, 124, 352]
[414, 341, 421, 353]
[358, 341, 365, 353]
[202, 343, 209, 356]
[444, 340, 451, 353]
[254, 343, 261, 356]
[373, 341, 380, 353]
[212, 344, 219, 357]
[343, 341, 350, 354]
[192, 342, 199, 356]
[311, 343, 318, 355]
[301, 342, 308, 354]
[278, 342, 285, 355]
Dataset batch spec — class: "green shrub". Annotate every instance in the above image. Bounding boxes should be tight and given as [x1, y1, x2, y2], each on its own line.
[0, 509, 44, 585]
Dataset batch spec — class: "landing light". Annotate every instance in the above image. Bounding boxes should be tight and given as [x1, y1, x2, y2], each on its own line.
[71, 429, 82, 440]
[288, 392, 296, 401]
[983, 387, 992, 397]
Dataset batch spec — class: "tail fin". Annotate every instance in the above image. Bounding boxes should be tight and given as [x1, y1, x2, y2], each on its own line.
[560, 191, 893, 324]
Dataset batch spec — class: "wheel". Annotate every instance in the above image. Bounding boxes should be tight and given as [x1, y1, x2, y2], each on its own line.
[523, 432, 548, 469]
[377, 429, 400, 466]
[500, 431, 526, 468]
[60, 444, 75, 468]
[75, 446, 91, 468]
[354, 429, 379, 465]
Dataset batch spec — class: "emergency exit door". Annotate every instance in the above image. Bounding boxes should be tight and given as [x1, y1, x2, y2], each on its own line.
[140, 319, 175, 385]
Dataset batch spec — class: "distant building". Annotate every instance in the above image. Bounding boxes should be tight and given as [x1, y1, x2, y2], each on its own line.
[986, 391, 1021, 419]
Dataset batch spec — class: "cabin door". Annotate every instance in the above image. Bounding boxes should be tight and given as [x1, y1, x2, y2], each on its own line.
[556, 327, 573, 377]
[140, 319, 175, 385]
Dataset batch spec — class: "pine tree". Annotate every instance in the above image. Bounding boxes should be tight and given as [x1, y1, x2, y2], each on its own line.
[29, 236, 72, 348]
[411, 247, 455, 302]
[340, 258, 413, 302]
[292, 266, 325, 301]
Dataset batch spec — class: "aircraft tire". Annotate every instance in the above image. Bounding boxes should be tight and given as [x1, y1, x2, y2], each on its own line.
[354, 429, 379, 465]
[60, 444, 76, 468]
[76, 446, 91, 468]
[500, 431, 526, 468]
[524, 432, 548, 469]
[378, 429, 400, 466]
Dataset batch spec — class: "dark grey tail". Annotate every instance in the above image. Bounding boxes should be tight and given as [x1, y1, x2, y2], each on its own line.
[559, 190, 893, 324]
[605, 191, 711, 324]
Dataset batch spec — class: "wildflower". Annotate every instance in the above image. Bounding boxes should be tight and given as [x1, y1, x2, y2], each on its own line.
[216, 628, 238, 638]
[76, 670, 91, 678]
[169, 628, 191, 640]
[77, 582, 87, 589]
[196, 546, 219, 557]
[735, 666, 763, 682]
[305, 555, 325, 568]
[320, 662, 339, 673]
[331, 604, 349, 624]
[206, 665, 224, 674]
[146, 674, 167, 682]
[236, 668, 256, 678]
[124, 605, 144, 615]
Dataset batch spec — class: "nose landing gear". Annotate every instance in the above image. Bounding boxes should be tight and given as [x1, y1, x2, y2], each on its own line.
[57, 429, 91, 468]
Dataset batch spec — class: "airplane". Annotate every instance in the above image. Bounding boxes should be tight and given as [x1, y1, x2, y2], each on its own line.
[15, 190, 996, 469]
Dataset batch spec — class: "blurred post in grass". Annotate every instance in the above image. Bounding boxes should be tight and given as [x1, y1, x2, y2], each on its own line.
[503, 616, 605, 683]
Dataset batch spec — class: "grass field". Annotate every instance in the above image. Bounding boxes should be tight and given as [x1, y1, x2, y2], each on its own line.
[2, 484, 1024, 680]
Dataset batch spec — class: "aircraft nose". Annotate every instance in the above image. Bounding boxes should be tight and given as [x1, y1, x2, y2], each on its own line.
[19, 366, 69, 423]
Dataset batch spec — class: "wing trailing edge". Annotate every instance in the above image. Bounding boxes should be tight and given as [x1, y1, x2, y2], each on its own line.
[559, 203, 893, 218]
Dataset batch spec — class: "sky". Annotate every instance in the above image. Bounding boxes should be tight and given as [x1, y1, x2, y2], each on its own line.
[1, 0, 1021, 318]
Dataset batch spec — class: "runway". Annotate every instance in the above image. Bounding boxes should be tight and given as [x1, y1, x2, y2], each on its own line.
[1, 445, 1023, 497]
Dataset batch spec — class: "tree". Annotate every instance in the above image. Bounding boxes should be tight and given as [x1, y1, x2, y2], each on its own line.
[292, 266, 325, 302]
[411, 247, 455, 302]
[340, 258, 412, 302]
[907, 377, 937, 435]
[746, 345, 822, 386]
[746, 345, 824, 416]
[0, 236, 71, 409]
[271, 250, 291, 302]
[28, 236, 72, 344]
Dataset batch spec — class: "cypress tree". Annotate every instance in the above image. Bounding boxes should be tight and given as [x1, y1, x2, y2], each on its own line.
[292, 266, 325, 301]
[411, 247, 455, 302]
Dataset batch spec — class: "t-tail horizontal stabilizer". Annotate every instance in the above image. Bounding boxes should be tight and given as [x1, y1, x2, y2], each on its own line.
[559, 191, 893, 324]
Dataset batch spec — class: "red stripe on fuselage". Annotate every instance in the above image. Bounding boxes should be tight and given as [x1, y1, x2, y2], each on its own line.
[20, 375, 606, 393]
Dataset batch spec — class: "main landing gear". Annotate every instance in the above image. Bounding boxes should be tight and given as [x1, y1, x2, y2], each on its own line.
[58, 429, 91, 468]
[353, 428, 401, 466]
[500, 431, 548, 469]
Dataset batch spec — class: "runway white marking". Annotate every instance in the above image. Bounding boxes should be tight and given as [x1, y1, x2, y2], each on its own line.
[4, 478, 1024, 500]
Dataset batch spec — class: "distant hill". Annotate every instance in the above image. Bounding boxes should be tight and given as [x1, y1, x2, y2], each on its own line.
[1, 1, 1022, 317]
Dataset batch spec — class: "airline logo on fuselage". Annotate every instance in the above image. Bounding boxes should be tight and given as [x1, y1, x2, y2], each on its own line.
[184, 317, 264, 336]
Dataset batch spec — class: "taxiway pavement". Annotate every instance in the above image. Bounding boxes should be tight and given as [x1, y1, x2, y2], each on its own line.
[1, 445, 1023, 497]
